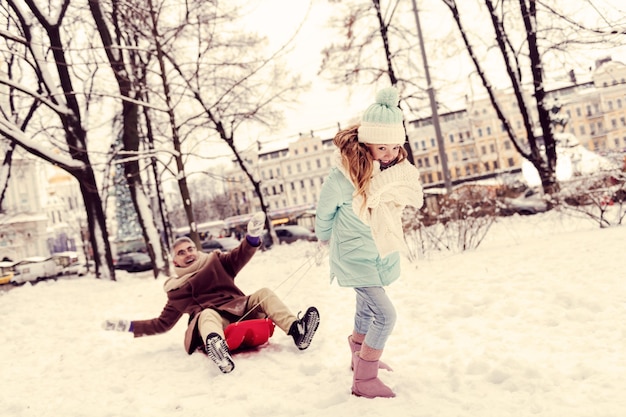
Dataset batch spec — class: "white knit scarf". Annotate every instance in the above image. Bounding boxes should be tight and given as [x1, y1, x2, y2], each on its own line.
[334, 150, 424, 258]
[163, 252, 212, 292]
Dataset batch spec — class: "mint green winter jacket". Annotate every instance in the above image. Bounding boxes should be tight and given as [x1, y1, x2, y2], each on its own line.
[315, 167, 401, 288]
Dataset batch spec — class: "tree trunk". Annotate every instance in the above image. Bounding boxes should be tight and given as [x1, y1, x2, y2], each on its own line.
[89, 0, 165, 276]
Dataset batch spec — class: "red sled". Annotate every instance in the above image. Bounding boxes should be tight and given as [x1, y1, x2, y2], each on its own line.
[224, 318, 275, 351]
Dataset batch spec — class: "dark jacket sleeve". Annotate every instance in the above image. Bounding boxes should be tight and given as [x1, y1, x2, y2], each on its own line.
[131, 302, 183, 338]
[216, 238, 258, 278]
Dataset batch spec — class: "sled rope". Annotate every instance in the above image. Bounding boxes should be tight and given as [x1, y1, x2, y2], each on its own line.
[235, 252, 317, 323]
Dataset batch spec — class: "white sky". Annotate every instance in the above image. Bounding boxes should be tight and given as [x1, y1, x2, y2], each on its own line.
[239, 0, 380, 147]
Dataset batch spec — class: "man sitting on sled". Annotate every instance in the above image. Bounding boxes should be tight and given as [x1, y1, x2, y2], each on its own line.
[102, 212, 320, 374]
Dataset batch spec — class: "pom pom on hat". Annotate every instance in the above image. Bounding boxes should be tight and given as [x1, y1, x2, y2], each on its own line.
[358, 87, 405, 145]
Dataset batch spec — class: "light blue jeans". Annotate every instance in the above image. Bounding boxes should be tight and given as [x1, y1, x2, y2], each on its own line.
[353, 287, 397, 350]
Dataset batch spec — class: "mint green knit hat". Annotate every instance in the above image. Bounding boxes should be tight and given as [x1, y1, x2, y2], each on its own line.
[357, 87, 405, 145]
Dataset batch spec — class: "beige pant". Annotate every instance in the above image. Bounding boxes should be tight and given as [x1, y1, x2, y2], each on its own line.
[197, 287, 297, 342]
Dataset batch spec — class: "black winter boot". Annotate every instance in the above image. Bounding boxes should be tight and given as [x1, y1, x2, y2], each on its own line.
[205, 333, 235, 373]
[288, 307, 320, 350]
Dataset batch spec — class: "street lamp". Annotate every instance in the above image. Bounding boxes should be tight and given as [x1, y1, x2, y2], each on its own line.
[411, 0, 453, 193]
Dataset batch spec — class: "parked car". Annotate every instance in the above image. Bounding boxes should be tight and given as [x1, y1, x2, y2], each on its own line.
[274, 225, 318, 244]
[66, 261, 93, 276]
[201, 237, 240, 253]
[0, 260, 15, 285]
[11, 256, 61, 284]
[501, 188, 548, 215]
[115, 252, 153, 272]
[52, 251, 82, 275]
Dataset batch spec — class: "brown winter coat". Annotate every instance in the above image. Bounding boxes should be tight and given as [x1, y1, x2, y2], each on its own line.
[131, 239, 259, 354]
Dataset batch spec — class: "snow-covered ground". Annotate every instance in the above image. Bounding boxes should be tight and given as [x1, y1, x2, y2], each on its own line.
[1, 211, 625, 417]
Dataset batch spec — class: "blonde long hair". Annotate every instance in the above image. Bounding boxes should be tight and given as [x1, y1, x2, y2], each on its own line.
[333, 125, 408, 209]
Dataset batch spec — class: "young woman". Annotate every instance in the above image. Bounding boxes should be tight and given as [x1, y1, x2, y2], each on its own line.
[315, 87, 423, 398]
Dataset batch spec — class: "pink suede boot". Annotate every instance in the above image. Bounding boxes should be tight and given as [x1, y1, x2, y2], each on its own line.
[348, 336, 392, 371]
[351, 355, 396, 398]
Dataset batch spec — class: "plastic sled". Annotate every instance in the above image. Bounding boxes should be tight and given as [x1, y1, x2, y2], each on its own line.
[224, 318, 275, 352]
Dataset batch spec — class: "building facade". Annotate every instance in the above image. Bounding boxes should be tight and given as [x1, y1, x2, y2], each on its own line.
[222, 59, 626, 218]
[0, 154, 49, 261]
[0, 153, 86, 262]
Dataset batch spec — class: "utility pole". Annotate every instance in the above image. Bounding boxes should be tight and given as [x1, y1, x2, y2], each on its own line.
[411, 0, 453, 193]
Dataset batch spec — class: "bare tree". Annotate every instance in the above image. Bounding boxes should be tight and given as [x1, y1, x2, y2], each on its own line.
[136, 0, 309, 245]
[88, 0, 168, 277]
[320, 0, 437, 163]
[0, 0, 116, 279]
[436, 0, 559, 193]
[439, 0, 625, 194]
